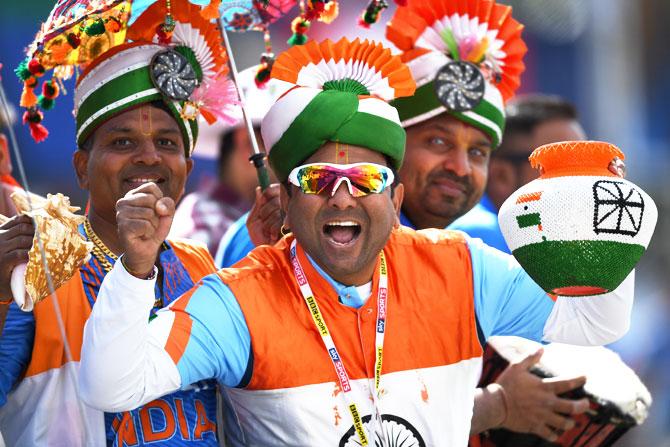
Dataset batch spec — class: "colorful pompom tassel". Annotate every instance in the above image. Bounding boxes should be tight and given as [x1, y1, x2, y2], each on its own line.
[14, 58, 32, 81]
[27, 58, 45, 77]
[84, 18, 106, 36]
[156, 15, 176, 44]
[318, 0, 339, 23]
[255, 53, 275, 88]
[67, 33, 81, 49]
[23, 109, 49, 143]
[105, 16, 122, 33]
[288, 17, 310, 46]
[38, 79, 60, 111]
[20, 78, 39, 108]
[358, 0, 388, 29]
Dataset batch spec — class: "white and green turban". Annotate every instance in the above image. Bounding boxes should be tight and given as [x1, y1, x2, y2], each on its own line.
[386, 0, 527, 147]
[260, 38, 416, 181]
[74, 43, 199, 155]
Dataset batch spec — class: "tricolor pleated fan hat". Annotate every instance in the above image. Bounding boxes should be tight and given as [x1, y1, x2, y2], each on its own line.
[386, 0, 527, 147]
[261, 38, 416, 181]
[74, 0, 236, 156]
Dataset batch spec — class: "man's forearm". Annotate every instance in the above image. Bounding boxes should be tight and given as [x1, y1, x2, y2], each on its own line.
[79, 259, 181, 412]
[470, 384, 507, 435]
[543, 270, 634, 345]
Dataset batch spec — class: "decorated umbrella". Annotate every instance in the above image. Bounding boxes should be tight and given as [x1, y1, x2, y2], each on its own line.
[15, 0, 132, 141]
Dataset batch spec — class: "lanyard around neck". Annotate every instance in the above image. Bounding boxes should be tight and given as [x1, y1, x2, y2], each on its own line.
[289, 239, 389, 446]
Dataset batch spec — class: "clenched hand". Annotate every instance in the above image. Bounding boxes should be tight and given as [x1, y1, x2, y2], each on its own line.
[116, 182, 174, 278]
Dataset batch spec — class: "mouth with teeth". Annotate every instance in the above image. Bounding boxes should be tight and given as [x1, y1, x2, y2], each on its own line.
[322, 220, 362, 246]
[124, 174, 166, 190]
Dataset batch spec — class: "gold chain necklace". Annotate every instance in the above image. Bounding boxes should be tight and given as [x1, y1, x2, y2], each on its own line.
[83, 219, 118, 273]
[83, 218, 163, 307]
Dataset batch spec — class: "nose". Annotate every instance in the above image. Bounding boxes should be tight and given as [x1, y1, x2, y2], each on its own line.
[327, 178, 357, 210]
[443, 147, 471, 177]
[132, 139, 161, 165]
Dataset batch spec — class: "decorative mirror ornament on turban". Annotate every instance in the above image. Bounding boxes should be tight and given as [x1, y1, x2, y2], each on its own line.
[434, 61, 485, 112]
[149, 49, 198, 101]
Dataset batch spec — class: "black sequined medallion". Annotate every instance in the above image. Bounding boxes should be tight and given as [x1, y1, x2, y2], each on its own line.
[434, 61, 485, 112]
[149, 49, 198, 101]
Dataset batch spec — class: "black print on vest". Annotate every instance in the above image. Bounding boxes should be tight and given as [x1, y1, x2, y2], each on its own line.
[339, 414, 425, 447]
[592, 180, 645, 237]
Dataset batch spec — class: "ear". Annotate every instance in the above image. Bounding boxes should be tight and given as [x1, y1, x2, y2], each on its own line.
[280, 183, 291, 227]
[73, 149, 90, 190]
[185, 157, 194, 177]
[0, 135, 10, 176]
[391, 183, 404, 227]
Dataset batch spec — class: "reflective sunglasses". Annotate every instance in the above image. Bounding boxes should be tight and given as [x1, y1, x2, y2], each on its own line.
[287, 162, 395, 197]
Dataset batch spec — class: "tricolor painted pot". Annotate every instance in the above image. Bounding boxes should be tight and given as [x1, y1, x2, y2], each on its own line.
[499, 141, 657, 296]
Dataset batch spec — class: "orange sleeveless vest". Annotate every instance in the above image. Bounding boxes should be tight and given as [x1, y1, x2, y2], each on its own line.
[218, 226, 483, 446]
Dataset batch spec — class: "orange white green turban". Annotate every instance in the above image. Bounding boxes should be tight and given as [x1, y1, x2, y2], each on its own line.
[74, 0, 235, 156]
[260, 38, 416, 181]
[386, 0, 527, 147]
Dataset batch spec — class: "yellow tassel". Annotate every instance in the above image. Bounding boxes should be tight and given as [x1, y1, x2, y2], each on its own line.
[49, 40, 72, 65]
[200, 0, 221, 20]
[319, 1, 339, 24]
[20, 83, 38, 108]
[466, 37, 489, 64]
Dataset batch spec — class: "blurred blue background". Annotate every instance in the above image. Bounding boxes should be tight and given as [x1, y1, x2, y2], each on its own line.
[0, 0, 668, 444]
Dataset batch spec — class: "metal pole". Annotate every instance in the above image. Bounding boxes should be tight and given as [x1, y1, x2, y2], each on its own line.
[218, 20, 271, 191]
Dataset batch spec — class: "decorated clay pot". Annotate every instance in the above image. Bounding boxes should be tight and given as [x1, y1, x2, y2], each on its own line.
[499, 141, 657, 296]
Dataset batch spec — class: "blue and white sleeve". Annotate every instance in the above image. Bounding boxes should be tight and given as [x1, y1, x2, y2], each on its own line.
[215, 212, 256, 268]
[0, 303, 35, 406]
[467, 235, 554, 343]
[467, 234, 635, 346]
[79, 261, 251, 412]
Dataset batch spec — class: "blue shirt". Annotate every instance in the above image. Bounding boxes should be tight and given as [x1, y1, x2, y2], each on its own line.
[0, 237, 219, 446]
[448, 194, 509, 253]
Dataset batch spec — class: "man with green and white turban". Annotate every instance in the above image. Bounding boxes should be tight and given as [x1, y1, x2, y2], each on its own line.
[0, 1, 236, 444]
[80, 36, 636, 446]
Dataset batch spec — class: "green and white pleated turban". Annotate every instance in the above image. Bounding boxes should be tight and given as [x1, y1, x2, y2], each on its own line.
[74, 43, 199, 155]
[73, 0, 237, 157]
[386, 0, 528, 147]
[260, 38, 416, 182]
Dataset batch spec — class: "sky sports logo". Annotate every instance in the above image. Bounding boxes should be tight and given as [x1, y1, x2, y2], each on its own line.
[292, 258, 307, 286]
[333, 358, 351, 392]
[378, 290, 387, 318]
[328, 347, 341, 362]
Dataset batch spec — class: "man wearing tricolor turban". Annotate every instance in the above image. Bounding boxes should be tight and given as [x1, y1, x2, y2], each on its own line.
[386, 0, 525, 233]
[81, 34, 638, 446]
[0, 0, 237, 444]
